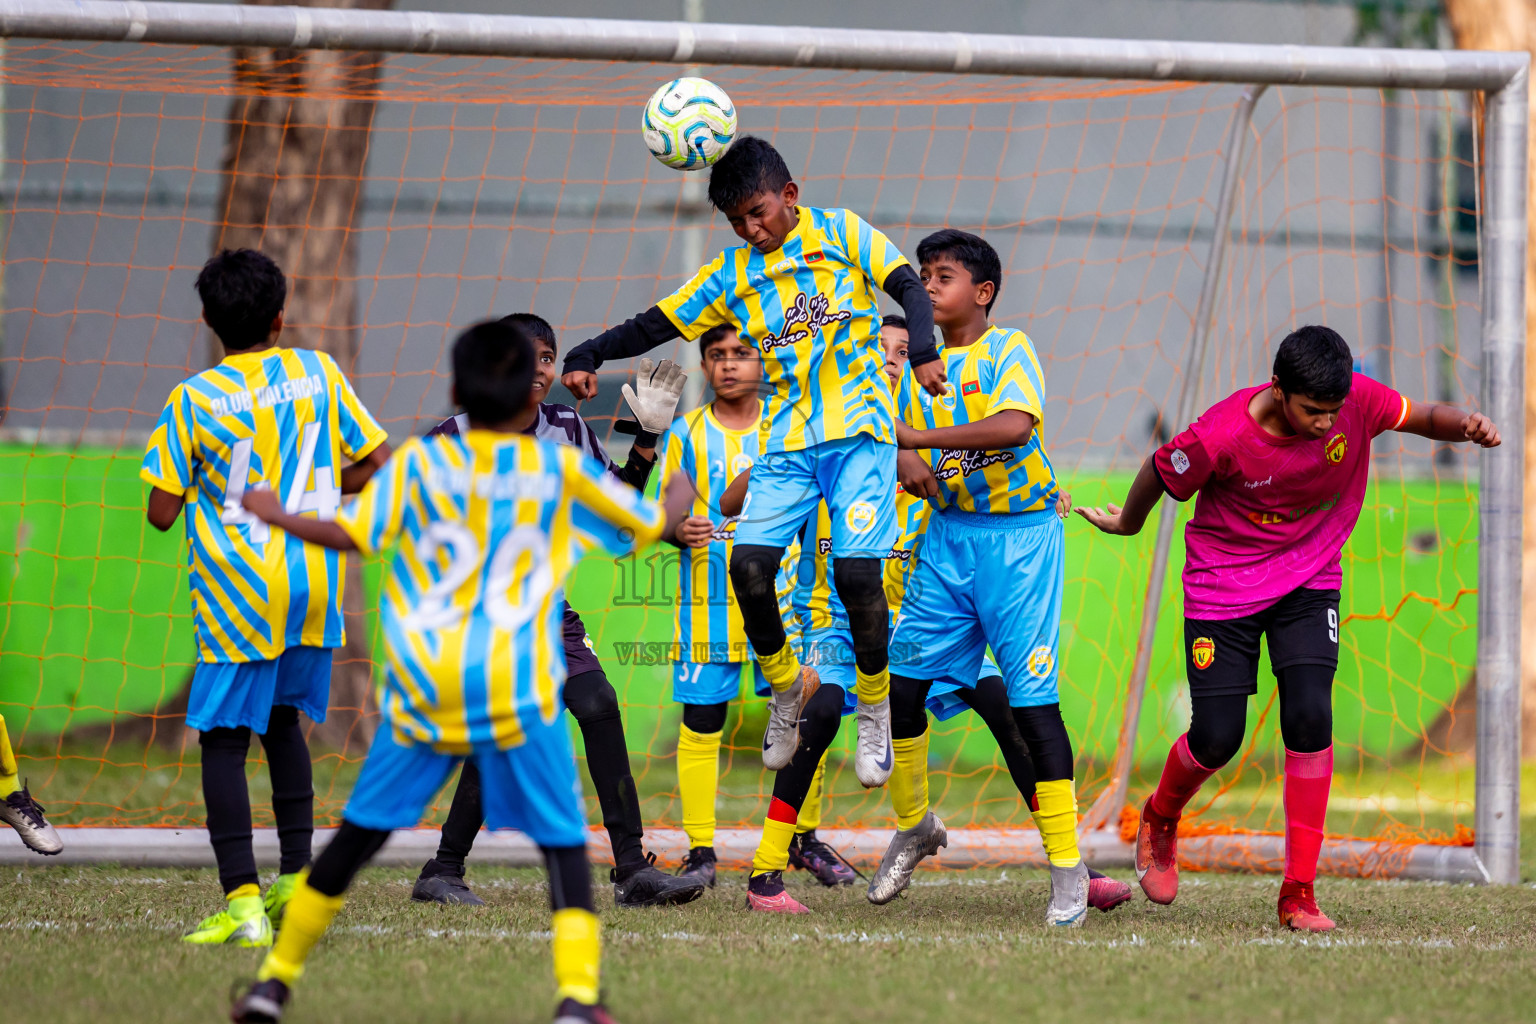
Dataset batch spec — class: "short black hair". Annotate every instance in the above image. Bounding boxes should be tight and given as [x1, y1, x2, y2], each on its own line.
[195, 249, 287, 351]
[707, 136, 793, 212]
[499, 311, 557, 350]
[699, 323, 738, 357]
[452, 319, 536, 425]
[880, 314, 908, 331]
[1273, 325, 1354, 401]
[915, 229, 1003, 313]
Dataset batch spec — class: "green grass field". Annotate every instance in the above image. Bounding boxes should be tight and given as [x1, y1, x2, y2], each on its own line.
[7, 860, 1536, 1024]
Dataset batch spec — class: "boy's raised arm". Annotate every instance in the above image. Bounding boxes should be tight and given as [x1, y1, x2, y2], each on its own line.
[562, 307, 682, 400]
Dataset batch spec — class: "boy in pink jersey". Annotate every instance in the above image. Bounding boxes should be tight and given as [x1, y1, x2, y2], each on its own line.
[1078, 325, 1499, 931]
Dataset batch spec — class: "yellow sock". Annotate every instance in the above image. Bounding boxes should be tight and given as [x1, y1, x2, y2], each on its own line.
[0, 714, 17, 799]
[552, 907, 601, 1006]
[751, 803, 799, 876]
[256, 877, 345, 986]
[855, 665, 890, 706]
[796, 754, 827, 833]
[677, 724, 722, 849]
[759, 643, 802, 693]
[889, 732, 930, 831]
[226, 882, 261, 908]
[1033, 778, 1082, 868]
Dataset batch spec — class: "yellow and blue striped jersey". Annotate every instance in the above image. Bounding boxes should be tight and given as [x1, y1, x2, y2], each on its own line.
[657, 205, 908, 454]
[336, 432, 665, 752]
[898, 325, 1059, 514]
[140, 347, 387, 663]
[659, 404, 761, 663]
[883, 487, 931, 627]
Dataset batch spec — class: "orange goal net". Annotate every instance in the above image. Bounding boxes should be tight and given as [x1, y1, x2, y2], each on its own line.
[0, 37, 1489, 874]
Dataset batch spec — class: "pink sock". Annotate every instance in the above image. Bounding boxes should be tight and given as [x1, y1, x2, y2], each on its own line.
[1283, 745, 1333, 884]
[1147, 734, 1217, 821]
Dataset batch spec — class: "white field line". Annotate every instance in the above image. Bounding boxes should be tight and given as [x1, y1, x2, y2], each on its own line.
[0, 918, 1522, 953]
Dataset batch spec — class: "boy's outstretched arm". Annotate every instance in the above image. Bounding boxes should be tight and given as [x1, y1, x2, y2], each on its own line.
[882, 265, 946, 396]
[242, 490, 358, 551]
[895, 410, 1033, 452]
[340, 441, 392, 495]
[1075, 455, 1165, 537]
[561, 307, 682, 400]
[1395, 403, 1501, 447]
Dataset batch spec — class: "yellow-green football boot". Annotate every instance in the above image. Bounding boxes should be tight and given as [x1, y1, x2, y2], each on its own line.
[182, 893, 272, 947]
[262, 872, 304, 930]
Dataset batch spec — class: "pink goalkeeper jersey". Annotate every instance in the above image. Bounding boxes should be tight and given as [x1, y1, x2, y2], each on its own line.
[1153, 373, 1410, 620]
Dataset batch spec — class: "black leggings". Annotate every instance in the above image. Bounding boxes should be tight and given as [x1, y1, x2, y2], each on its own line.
[890, 674, 1074, 792]
[731, 545, 889, 675]
[682, 702, 729, 735]
[314, 820, 591, 912]
[1186, 663, 1334, 769]
[200, 705, 315, 895]
[422, 669, 647, 879]
[768, 683, 848, 813]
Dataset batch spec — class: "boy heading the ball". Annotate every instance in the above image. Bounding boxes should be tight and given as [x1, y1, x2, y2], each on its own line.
[230, 319, 695, 1024]
[665, 325, 853, 891]
[563, 136, 946, 795]
[1078, 325, 1500, 931]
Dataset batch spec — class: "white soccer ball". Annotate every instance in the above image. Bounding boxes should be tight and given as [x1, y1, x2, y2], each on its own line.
[641, 77, 738, 171]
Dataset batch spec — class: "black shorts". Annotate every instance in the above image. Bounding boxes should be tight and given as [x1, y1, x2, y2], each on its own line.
[1184, 587, 1340, 698]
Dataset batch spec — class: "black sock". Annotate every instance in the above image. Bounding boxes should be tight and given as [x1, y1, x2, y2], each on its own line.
[542, 845, 595, 913]
[962, 678, 1039, 804]
[563, 670, 647, 875]
[768, 685, 847, 812]
[259, 705, 314, 877]
[423, 759, 484, 879]
[200, 727, 258, 895]
[308, 820, 391, 898]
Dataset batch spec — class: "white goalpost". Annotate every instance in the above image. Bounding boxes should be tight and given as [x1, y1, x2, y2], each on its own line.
[0, 1, 1522, 884]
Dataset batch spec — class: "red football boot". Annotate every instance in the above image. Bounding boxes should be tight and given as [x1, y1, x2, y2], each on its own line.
[746, 870, 810, 914]
[1087, 869, 1134, 912]
[1278, 879, 1336, 932]
[1135, 799, 1180, 905]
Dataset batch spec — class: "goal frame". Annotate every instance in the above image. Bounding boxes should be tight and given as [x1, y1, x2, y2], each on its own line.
[0, 0, 1523, 884]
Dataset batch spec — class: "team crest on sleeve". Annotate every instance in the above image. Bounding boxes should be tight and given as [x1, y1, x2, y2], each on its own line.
[1028, 645, 1055, 679]
[1191, 636, 1215, 670]
[845, 502, 876, 534]
[1325, 432, 1347, 464]
[1170, 449, 1191, 475]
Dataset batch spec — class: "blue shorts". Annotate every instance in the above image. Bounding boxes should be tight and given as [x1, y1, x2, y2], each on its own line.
[671, 660, 768, 705]
[345, 719, 587, 848]
[891, 507, 1064, 708]
[734, 435, 898, 556]
[187, 645, 331, 733]
[925, 650, 1003, 722]
[748, 628, 856, 716]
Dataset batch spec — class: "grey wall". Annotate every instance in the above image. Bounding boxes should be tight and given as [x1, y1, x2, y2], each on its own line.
[0, 0, 1482, 480]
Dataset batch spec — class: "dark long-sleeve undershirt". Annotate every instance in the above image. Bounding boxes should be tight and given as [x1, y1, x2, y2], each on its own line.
[561, 261, 939, 375]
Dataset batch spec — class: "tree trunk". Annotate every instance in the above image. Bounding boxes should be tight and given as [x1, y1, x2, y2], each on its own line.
[75, 0, 393, 752]
[208, 0, 393, 750]
[1442, 0, 1536, 758]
